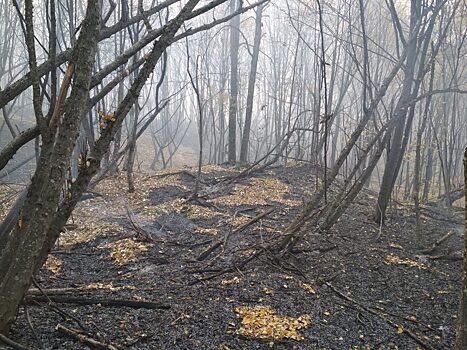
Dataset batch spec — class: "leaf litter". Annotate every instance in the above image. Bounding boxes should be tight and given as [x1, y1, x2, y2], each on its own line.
[4, 164, 463, 349]
[233, 305, 311, 341]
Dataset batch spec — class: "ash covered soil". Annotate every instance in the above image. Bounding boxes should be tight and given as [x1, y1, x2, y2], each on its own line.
[2, 164, 464, 350]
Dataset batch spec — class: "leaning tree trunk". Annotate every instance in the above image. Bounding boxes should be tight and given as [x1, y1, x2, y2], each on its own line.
[454, 147, 467, 349]
[0, 0, 204, 334]
[0, 0, 102, 333]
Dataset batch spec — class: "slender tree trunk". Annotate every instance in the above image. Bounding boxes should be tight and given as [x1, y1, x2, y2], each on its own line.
[228, 0, 240, 165]
[239, 4, 264, 163]
[454, 147, 467, 349]
[374, 1, 420, 223]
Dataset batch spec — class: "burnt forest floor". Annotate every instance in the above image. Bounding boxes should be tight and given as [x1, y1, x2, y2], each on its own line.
[1, 163, 464, 350]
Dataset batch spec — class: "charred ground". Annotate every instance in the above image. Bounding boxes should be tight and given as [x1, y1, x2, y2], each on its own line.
[1, 164, 464, 350]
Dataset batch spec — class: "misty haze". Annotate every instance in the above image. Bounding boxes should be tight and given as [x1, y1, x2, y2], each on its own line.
[0, 0, 466, 349]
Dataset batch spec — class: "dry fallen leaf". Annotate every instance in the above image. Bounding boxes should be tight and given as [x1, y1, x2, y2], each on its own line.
[396, 325, 405, 334]
[44, 255, 63, 274]
[101, 238, 152, 265]
[221, 277, 241, 287]
[300, 282, 316, 294]
[385, 253, 427, 270]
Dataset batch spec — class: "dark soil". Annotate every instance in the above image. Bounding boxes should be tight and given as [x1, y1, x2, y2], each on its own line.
[2, 164, 464, 350]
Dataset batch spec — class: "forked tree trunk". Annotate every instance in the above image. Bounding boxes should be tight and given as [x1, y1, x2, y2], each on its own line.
[0, 0, 203, 333]
[454, 147, 467, 349]
[0, 0, 102, 333]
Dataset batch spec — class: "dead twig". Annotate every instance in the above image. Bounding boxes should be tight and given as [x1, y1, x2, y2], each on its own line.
[27, 287, 92, 296]
[31, 278, 88, 331]
[125, 206, 155, 243]
[56, 324, 119, 350]
[197, 208, 273, 261]
[0, 333, 32, 350]
[26, 296, 170, 310]
[51, 250, 100, 256]
[428, 254, 463, 261]
[190, 248, 264, 285]
[421, 231, 455, 254]
[24, 304, 42, 348]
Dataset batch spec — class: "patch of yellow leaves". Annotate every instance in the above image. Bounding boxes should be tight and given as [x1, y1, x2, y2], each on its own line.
[44, 255, 63, 274]
[213, 178, 300, 207]
[300, 282, 316, 294]
[227, 215, 250, 227]
[60, 221, 121, 248]
[221, 276, 241, 287]
[233, 305, 311, 341]
[385, 253, 427, 270]
[195, 227, 219, 235]
[186, 205, 220, 220]
[102, 238, 152, 265]
[142, 198, 186, 216]
[85, 282, 137, 291]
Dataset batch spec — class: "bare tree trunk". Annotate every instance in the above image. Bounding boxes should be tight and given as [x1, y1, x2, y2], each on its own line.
[228, 0, 240, 165]
[0, 0, 207, 333]
[414, 59, 435, 238]
[374, 1, 420, 223]
[239, 3, 264, 164]
[126, 103, 139, 193]
[0, 0, 102, 333]
[454, 147, 467, 349]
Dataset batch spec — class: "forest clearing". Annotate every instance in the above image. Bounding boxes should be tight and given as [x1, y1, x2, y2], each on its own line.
[0, 0, 466, 349]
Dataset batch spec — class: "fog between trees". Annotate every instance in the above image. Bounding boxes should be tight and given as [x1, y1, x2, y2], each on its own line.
[0, 0, 466, 344]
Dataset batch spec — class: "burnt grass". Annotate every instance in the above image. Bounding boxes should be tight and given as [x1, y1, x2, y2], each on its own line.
[3, 164, 464, 350]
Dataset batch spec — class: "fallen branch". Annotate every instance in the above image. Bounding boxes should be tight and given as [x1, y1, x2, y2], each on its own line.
[420, 206, 463, 224]
[25, 296, 170, 309]
[428, 254, 463, 261]
[56, 324, 118, 350]
[126, 206, 155, 243]
[27, 287, 89, 296]
[190, 248, 263, 285]
[0, 333, 31, 350]
[197, 208, 273, 261]
[421, 231, 455, 254]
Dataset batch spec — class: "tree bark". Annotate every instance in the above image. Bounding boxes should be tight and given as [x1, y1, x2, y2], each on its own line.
[239, 4, 264, 163]
[228, 0, 240, 165]
[0, 0, 102, 333]
[454, 147, 467, 349]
